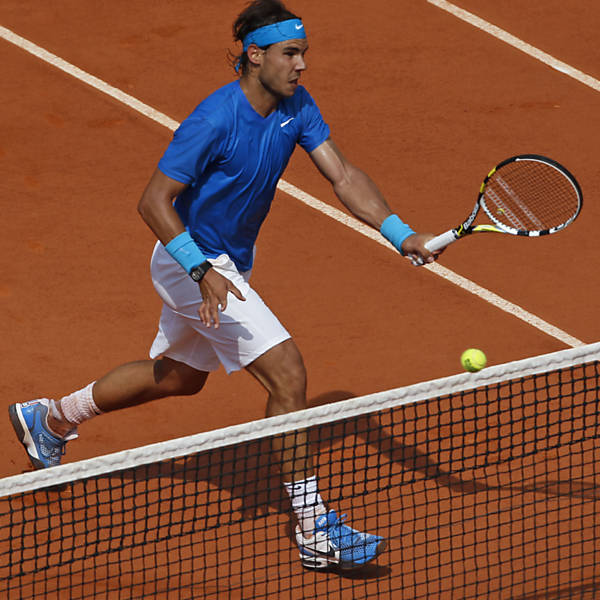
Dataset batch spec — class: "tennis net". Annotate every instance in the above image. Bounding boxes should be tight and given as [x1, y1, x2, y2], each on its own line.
[1, 342, 600, 599]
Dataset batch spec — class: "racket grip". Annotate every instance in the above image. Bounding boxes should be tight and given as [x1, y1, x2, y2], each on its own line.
[424, 229, 458, 252]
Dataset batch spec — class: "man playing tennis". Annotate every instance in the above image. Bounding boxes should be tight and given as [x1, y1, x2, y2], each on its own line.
[9, 0, 436, 571]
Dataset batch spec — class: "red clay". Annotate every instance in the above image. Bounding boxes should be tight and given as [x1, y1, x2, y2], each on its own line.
[1, 1, 598, 597]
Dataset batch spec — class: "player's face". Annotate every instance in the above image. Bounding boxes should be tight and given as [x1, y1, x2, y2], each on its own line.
[258, 39, 308, 98]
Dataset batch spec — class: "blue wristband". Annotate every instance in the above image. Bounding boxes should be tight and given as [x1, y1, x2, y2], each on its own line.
[380, 214, 416, 256]
[164, 231, 207, 274]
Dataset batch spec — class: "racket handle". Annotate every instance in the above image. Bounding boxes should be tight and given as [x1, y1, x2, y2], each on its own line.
[424, 229, 459, 252]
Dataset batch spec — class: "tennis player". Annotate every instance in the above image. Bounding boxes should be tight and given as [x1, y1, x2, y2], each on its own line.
[9, 0, 436, 570]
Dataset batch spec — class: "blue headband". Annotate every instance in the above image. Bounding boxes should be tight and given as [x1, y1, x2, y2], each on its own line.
[242, 19, 306, 52]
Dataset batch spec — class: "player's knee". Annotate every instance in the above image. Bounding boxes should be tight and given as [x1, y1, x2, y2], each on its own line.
[174, 376, 206, 396]
[153, 358, 208, 397]
[270, 360, 307, 413]
[248, 339, 307, 413]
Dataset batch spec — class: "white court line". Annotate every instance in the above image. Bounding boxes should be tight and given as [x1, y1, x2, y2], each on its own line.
[0, 25, 180, 132]
[0, 24, 585, 348]
[278, 181, 584, 348]
[428, 0, 600, 92]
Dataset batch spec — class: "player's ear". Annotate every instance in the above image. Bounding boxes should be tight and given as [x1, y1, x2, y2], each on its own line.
[246, 44, 265, 67]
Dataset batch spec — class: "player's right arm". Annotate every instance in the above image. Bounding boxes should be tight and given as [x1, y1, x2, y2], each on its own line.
[137, 168, 189, 244]
[137, 168, 244, 328]
[308, 139, 436, 263]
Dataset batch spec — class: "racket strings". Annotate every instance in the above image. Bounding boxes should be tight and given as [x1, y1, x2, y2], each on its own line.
[483, 160, 579, 233]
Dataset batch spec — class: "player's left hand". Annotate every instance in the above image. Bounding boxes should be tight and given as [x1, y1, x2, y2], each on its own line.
[401, 233, 440, 266]
[198, 269, 245, 328]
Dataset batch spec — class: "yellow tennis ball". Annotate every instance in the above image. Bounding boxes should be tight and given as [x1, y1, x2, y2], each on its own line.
[461, 348, 487, 372]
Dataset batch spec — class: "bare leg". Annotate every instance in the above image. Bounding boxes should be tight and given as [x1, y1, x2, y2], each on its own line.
[245, 338, 312, 483]
[48, 357, 209, 436]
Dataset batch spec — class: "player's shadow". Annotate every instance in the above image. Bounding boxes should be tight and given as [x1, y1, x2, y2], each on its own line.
[117, 392, 355, 510]
[120, 391, 365, 521]
[308, 391, 489, 496]
[118, 386, 571, 524]
[512, 581, 600, 600]
[112, 390, 394, 580]
[306, 392, 599, 500]
[118, 386, 600, 517]
[115, 386, 599, 588]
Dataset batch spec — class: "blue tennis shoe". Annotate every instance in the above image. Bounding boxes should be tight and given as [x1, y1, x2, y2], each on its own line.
[9, 399, 76, 469]
[296, 510, 386, 570]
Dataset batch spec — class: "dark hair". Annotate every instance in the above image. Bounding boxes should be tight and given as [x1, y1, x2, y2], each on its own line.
[230, 0, 300, 75]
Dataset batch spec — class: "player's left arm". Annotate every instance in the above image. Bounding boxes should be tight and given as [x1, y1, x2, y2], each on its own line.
[308, 138, 435, 262]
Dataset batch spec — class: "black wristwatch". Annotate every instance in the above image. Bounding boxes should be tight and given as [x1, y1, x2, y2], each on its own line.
[189, 260, 213, 283]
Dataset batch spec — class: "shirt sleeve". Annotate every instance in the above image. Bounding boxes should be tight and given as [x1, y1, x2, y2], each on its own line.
[158, 116, 222, 185]
[297, 88, 331, 153]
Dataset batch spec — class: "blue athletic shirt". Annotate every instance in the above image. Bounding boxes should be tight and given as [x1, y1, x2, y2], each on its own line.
[158, 80, 330, 272]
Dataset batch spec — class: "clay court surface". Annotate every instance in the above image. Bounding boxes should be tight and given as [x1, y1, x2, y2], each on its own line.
[1, 0, 600, 597]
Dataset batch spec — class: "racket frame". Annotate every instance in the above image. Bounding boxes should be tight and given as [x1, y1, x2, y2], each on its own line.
[424, 154, 583, 253]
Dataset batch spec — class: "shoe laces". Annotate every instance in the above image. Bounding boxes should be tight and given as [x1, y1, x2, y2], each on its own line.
[316, 512, 369, 548]
[38, 431, 67, 466]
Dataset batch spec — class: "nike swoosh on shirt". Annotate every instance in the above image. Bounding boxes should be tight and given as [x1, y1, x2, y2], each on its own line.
[280, 118, 295, 127]
[295, 24, 304, 30]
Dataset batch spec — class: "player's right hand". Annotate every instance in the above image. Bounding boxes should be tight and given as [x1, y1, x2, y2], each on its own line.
[401, 232, 440, 265]
[197, 269, 245, 328]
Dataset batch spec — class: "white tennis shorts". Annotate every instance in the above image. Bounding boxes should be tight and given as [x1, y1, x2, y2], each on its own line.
[149, 242, 291, 374]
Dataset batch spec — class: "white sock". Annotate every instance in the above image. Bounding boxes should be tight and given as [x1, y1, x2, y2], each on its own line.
[283, 475, 327, 535]
[58, 382, 102, 425]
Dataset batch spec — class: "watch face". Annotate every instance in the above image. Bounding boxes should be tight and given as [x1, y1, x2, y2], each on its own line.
[190, 262, 211, 282]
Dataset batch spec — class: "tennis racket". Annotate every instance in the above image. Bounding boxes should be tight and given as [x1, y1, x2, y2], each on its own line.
[413, 154, 582, 262]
